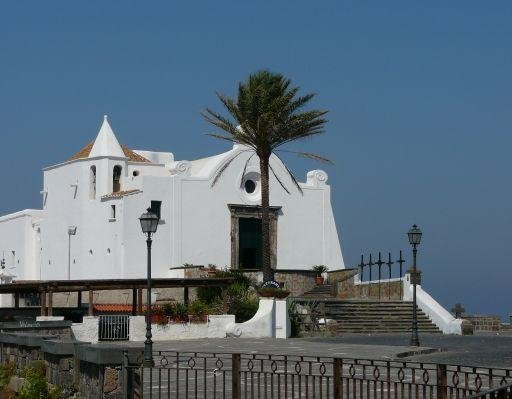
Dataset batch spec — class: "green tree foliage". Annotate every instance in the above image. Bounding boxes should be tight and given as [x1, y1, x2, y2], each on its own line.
[203, 71, 329, 282]
[197, 268, 258, 322]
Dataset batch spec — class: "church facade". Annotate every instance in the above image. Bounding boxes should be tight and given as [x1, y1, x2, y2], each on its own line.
[0, 116, 344, 290]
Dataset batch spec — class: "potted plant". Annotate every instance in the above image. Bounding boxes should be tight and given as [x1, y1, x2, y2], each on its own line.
[188, 300, 209, 323]
[256, 287, 291, 299]
[150, 306, 168, 325]
[172, 302, 188, 323]
[206, 264, 218, 277]
[312, 265, 328, 285]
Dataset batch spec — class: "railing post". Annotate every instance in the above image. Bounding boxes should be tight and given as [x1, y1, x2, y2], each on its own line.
[437, 364, 447, 399]
[122, 351, 131, 399]
[232, 353, 241, 399]
[333, 358, 342, 399]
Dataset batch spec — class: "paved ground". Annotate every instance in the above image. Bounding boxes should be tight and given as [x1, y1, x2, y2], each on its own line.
[111, 334, 512, 397]
[303, 333, 512, 368]
[113, 332, 512, 369]
[118, 337, 436, 359]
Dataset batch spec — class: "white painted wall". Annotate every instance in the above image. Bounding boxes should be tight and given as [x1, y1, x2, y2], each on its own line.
[127, 299, 289, 341]
[403, 274, 463, 334]
[0, 131, 345, 283]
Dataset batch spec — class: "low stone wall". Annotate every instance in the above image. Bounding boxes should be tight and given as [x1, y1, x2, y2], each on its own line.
[0, 320, 72, 337]
[276, 270, 317, 296]
[78, 361, 123, 399]
[354, 280, 403, 300]
[243, 270, 317, 297]
[45, 352, 75, 390]
[328, 268, 403, 300]
[464, 315, 501, 332]
[1, 341, 43, 370]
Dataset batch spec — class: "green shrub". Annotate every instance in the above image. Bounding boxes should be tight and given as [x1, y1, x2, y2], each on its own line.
[18, 360, 62, 399]
[162, 302, 174, 317]
[230, 296, 259, 323]
[197, 285, 222, 304]
[188, 300, 209, 316]
[0, 361, 15, 389]
[173, 302, 188, 319]
[287, 300, 301, 338]
[196, 267, 258, 322]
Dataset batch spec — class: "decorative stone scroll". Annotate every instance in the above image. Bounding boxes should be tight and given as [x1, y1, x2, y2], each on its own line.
[306, 170, 328, 187]
[168, 161, 191, 176]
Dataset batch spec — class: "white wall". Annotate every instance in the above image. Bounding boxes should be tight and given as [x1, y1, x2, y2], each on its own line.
[1, 144, 345, 282]
[0, 210, 43, 281]
[403, 274, 463, 334]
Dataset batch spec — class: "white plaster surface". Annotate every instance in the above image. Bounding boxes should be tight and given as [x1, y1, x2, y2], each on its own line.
[71, 316, 99, 343]
[129, 315, 236, 341]
[129, 300, 286, 341]
[129, 316, 146, 341]
[0, 117, 345, 285]
[227, 298, 275, 338]
[274, 299, 290, 339]
[403, 274, 462, 334]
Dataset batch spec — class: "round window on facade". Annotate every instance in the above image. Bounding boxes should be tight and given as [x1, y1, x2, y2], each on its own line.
[244, 179, 256, 194]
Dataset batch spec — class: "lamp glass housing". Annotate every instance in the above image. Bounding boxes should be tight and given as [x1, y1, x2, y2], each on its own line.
[407, 224, 422, 245]
[139, 208, 159, 234]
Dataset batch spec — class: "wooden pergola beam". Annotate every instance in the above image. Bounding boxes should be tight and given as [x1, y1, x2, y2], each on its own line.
[0, 277, 234, 294]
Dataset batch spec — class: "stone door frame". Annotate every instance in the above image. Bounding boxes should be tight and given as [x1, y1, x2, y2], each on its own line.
[228, 204, 280, 270]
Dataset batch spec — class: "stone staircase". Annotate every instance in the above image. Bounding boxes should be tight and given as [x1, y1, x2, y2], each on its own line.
[300, 284, 334, 298]
[297, 283, 441, 333]
[322, 299, 442, 333]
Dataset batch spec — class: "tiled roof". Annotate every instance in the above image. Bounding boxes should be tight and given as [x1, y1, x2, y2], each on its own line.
[69, 142, 151, 163]
[101, 189, 141, 200]
[93, 303, 147, 313]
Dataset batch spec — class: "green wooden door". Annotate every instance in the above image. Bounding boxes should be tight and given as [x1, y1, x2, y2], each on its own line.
[238, 217, 262, 269]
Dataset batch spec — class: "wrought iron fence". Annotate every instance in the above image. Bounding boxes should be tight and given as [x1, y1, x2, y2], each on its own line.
[357, 251, 406, 299]
[98, 314, 129, 341]
[467, 383, 512, 399]
[122, 350, 512, 398]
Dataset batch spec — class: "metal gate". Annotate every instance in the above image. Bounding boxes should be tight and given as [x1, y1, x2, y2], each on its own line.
[99, 315, 130, 341]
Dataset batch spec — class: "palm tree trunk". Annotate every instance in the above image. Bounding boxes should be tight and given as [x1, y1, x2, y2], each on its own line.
[259, 154, 273, 282]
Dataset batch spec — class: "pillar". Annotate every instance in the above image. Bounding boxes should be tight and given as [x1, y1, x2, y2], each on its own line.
[88, 290, 94, 316]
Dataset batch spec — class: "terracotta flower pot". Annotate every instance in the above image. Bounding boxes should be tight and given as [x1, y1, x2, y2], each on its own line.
[315, 276, 324, 286]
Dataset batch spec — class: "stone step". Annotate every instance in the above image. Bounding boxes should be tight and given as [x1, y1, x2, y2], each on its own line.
[335, 329, 442, 334]
[318, 299, 441, 334]
[330, 321, 436, 327]
[326, 312, 433, 318]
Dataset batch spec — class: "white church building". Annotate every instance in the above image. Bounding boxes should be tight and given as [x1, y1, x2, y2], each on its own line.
[0, 116, 344, 295]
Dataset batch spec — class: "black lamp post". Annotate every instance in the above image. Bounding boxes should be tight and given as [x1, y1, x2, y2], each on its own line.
[407, 224, 422, 347]
[139, 208, 159, 367]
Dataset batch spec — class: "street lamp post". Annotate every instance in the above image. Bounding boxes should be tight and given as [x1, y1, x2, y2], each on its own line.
[407, 224, 422, 347]
[139, 208, 159, 367]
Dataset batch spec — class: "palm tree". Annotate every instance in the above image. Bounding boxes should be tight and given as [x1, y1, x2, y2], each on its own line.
[202, 70, 329, 282]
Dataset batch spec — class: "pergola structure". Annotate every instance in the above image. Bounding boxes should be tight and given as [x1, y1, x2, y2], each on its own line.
[0, 278, 234, 317]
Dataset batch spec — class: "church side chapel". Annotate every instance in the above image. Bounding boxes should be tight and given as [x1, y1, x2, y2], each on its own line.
[0, 116, 344, 307]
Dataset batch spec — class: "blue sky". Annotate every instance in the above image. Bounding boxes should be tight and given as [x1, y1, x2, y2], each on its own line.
[0, 2, 510, 318]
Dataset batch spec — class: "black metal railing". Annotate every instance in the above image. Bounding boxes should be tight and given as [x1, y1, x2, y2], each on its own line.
[99, 315, 130, 341]
[467, 383, 512, 399]
[122, 350, 512, 398]
[357, 251, 406, 299]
